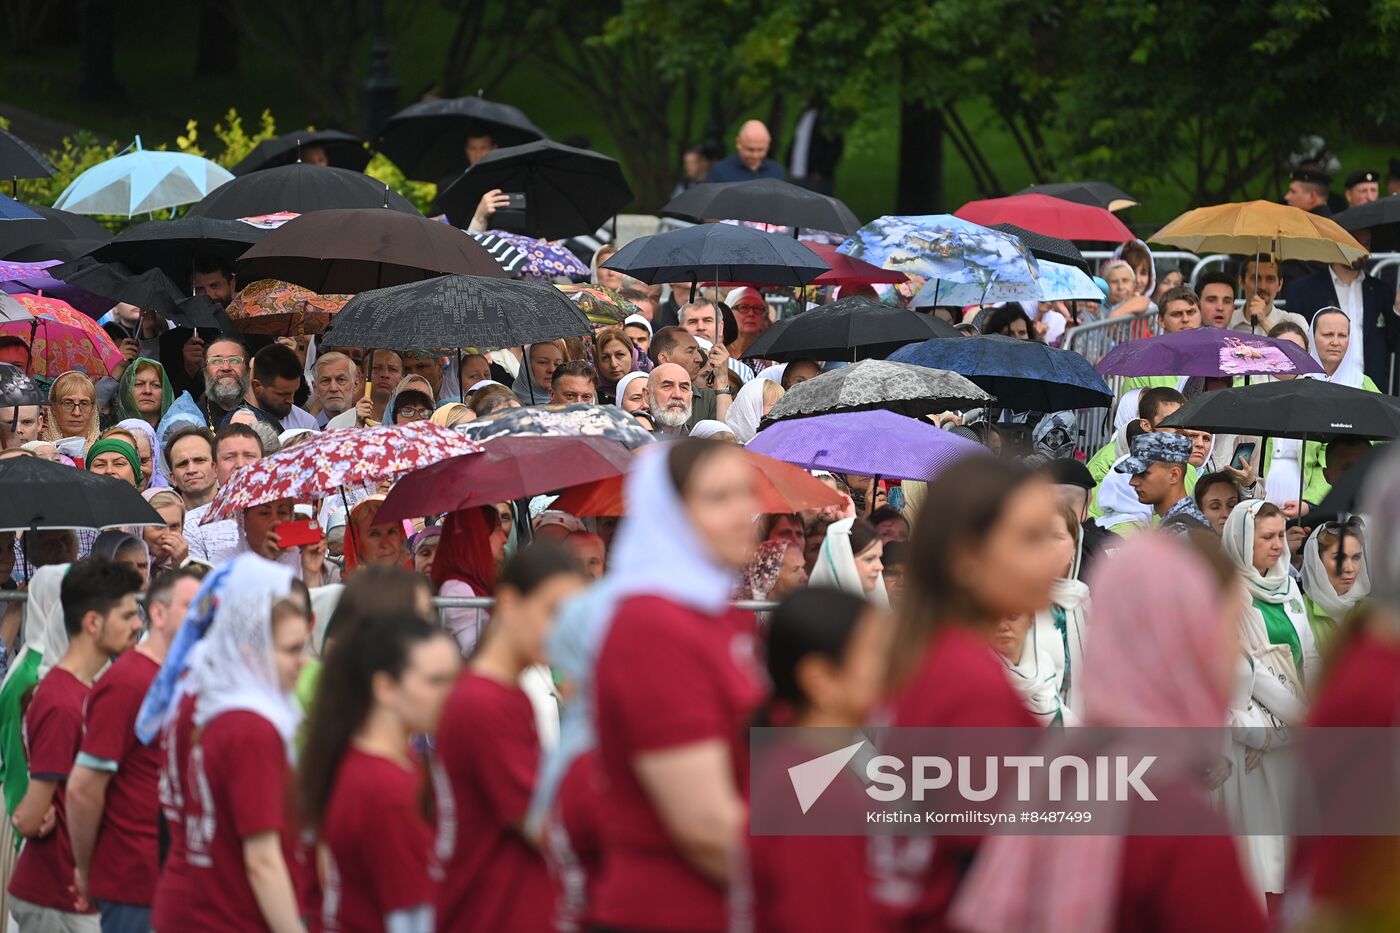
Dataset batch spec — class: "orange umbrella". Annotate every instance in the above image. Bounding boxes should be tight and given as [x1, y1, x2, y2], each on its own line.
[226, 278, 352, 336]
[552, 448, 844, 516]
[1148, 201, 1367, 264]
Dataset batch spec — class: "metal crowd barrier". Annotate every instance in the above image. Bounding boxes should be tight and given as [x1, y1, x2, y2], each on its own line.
[1062, 310, 1162, 456]
[0, 591, 780, 614]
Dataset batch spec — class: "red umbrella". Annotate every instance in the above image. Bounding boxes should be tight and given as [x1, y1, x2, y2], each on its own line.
[806, 243, 909, 287]
[551, 449, 844, 517]
[378, 435, 635, 522]
[954, 193, 1133, 243]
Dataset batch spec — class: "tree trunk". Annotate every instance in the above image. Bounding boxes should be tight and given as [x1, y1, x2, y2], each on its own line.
[896, 99, 943, 214]
[77, 0, 124, 103]
[195, 0, 240, 77]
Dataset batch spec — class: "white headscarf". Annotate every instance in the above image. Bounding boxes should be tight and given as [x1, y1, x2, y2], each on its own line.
[1308, 311, 1366, 388]
[0, 563, 69, 695]
[622, 314, 652, 338]
[189, 553, 300, 750]
[999, 621, 1067, 726]
[613, 371, 648, 409]
[809, 517, 889, 606]
[607, 445, 739, 615]
[725, 377, 771, 444]
[1094, 457, 1151, 530]
[1222, 499, 1296, 606]
[689, 420, 734, 440]
[1300, 521, 1370, 623]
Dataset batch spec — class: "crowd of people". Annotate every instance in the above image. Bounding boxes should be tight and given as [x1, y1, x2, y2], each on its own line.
[0, 114, 1397, 933]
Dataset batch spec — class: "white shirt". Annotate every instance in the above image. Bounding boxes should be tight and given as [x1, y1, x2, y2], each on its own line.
[183, 502, 243, 567]
[1327, 267, 1366, 379]
[281, 404, 320, 431]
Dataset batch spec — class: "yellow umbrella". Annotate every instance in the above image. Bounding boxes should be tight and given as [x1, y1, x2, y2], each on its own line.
[1148, 200, 1368, 264]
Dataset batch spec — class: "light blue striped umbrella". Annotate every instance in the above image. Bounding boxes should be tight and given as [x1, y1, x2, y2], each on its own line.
[53, 137, 233, 217]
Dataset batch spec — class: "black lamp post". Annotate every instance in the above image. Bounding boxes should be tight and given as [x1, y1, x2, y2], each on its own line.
[362, 0, 401, 140]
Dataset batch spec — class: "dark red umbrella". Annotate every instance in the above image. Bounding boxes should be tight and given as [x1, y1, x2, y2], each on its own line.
[806, 243, 908, 286]
[378, 435, 634, 521]
[954, 193, 1133, 243]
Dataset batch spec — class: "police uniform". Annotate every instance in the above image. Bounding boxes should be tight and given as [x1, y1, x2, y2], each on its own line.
[1114, 432, 1212, 531]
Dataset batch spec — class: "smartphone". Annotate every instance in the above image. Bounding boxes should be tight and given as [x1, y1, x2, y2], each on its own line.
[1230, 441, 1256, 471]
[275, 519, 322, 548]
[503, 192, 527, 211]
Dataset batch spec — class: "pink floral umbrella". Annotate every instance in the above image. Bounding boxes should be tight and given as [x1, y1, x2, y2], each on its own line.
[0, 293, 123, 378]
[203, 421, 483, 522]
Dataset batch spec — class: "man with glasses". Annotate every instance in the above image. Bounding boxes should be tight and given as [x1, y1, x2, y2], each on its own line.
[1281, 259, 1396, 390]
[199, 337, 252, 428]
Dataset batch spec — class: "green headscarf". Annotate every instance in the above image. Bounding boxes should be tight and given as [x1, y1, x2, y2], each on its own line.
[85, 436, 142, 485]
[115, 358, 174, 424]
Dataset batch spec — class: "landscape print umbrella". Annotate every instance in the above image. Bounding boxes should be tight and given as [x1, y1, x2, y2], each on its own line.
[238, 208, 505, 292]
[1097, 329, 1324, 379]
[838, 214, 1038, 285]
[53, 139, 233, 216]
[662, 179, 861, 235]
[436, 141, 633, 238]
[761, 359, 991, 423]
[742, 296, 955, 362]
[226, 279, 351, 336]
[0, 456, 164, 532]
[186, 163, 419, 219]
[603, 223, 828, 288]
[376, 95, 548, 181]
[889, 334, 1112, 411]
[557, 285, 638, 326]
[0, 293, 123, 377]
[230, 129, 372, 175]
[910, 260, 1103, 307]
[322, 275, 593, 350]
[748, 409, 985, 481]
[955, 193, 1133, 242]
[90, 215, 266, 282]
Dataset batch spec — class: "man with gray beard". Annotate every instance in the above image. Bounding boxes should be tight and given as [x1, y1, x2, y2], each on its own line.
[199, 336, 252, 429]
[647, 363, 693, 437]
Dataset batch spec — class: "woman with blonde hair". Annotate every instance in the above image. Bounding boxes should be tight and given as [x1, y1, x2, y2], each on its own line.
[724, 377, 783, 444]
[42, 371, 99, 451]
[430, 402, 475, 429]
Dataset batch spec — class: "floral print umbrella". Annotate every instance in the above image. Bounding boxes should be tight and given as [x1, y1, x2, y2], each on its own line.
[226, 278, 353, 336]
[466, 229, 588, 282]
[203, 421, 483, 522]
[0, 293, 123, 378]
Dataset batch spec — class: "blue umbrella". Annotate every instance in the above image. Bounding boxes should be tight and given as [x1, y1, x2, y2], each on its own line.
[53, 137, 234, 217]
[837, 214, 1038, 285]
[0, 195, 41, 221]
[910, 260, 1102, 308]
[889, 334, 1112, 411]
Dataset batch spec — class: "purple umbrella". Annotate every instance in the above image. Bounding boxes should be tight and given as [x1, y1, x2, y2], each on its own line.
[0, 259, 110, 318]
[746, 409, 985, 481]
[1096, 328, 1323, 378]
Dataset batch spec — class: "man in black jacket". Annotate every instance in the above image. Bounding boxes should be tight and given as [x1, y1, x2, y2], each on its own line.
[1280, 259, 1397, 391]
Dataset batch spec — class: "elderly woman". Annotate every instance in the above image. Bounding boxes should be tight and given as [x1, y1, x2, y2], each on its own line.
[725, 287, 772, 361]
[141, 488, 190, 573]
[430, 403, 475, 429]
[85, 436, 142, 487]
[114, 358, 174, 428]
[42, 371, 100, 451]
[343, 495, 411, 575]
[115, 418, 168, 490]
[383, 375, 436, 425]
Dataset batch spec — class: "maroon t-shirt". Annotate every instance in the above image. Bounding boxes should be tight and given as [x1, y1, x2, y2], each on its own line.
[7, 667, 95, 913]
[319, 747, 434, 933]
[434, 671, 550, 932]
[79, 650, 161, 906]
[546, 750, 605, 932]
[154, 710, 291, 933]
[591, 596, 765, 933]
[872, 625, 1036, 933]
[152, 694, 197, 930]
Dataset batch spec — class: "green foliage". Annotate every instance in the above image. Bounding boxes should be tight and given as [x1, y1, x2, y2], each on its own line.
[174, 109, 280, 169]
[365, 154, 438, 215]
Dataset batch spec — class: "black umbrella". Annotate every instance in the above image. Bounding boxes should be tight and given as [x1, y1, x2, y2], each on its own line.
[1313, 442, 1390, 519]
[4, 238, 108, 264]
[376, 96, 548, 181]
[1334, 197, 1400, 251]
[1015, 181, 1137, 213]
[50, 259, 188, 316]
[186, 164, 420, 219]
[168, 294, 238, 334]
[435, 141, 632, 238]
[603, 223, 829, 289]
[0, 204, 110, 259]
[231, 129, 372, 176]
[1158, 380, 1400, 440]
[0, 363, 44, 408]
[238, 208, 506, 292]
[661, 179, 861, 235]
[988, 223, 1090, 274]
[741, 296, 956, 362]
[0, 128, 55, 183]
[0, 456, 165, 532]
[321, 275, 593, 351]
[89, 216, 266, 283]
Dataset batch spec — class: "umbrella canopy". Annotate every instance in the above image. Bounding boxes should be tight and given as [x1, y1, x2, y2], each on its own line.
[204, 422, 482, 522]
[0, 456, 165, 532]
[458, 402, 655, 450]
[661, 179, 860, 235]
[322, 275, 593, 351]
[89, 215, 266, 283]
[1158, 379, 1400, 441]
[889, 334, 1112, 411]
[53, 141, 233, 216]
[804, 242, 908, 286]
[376, 96, 548, 181]
[379, 435, 634, 521]
[837, 215, 1038, 284]
[167, 294, 237, 334]
[230, 129, 372, 175]
[552, 449, 844, 517]
[988, 223, 1090, 273]
[603, 223, 829, 287]
[49, 259, 187, 316]
[910, 260, 1103, 308]
[954, 193, 1133, 242]
[762, 359, 991, 423]
[741, 296, 955, 362]
[1333, 197, 1400, 233]
[748, 409, 986, 481]
[186, 163, 420, 219]
[4, 238, 107, 264]
[557, 284, 637, 327]
[1097, 329, 1324, 379]
[238, 208, 505, 292]
[0, 293, 123, 377]
[0, 296, 33, 325]
[464, 230, 587, 281]
[226, 279, 351, 336]
[436, 141, 633, 239]
[0, 195, 41, 221]
[0, 362, 43, 406]
[1149, 201, 1367, 264]
[0, 259, 110, 317]
[0, 203, 110, 260]
[0, 128, 56, 181]
[1014, 181, 1138, 213]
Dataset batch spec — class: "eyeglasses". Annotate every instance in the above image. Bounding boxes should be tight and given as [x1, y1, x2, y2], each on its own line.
[734, 304, 767, 314]
[207, 355, 245, 367]
[396, 407, 433, 420]
[56, 399, 93, 413]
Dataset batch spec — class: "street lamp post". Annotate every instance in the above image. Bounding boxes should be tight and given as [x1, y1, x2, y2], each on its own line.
[362, 0, 401, 140]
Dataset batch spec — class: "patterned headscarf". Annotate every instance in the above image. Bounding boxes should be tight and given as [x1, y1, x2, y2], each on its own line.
[739, 540, 788, 600]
